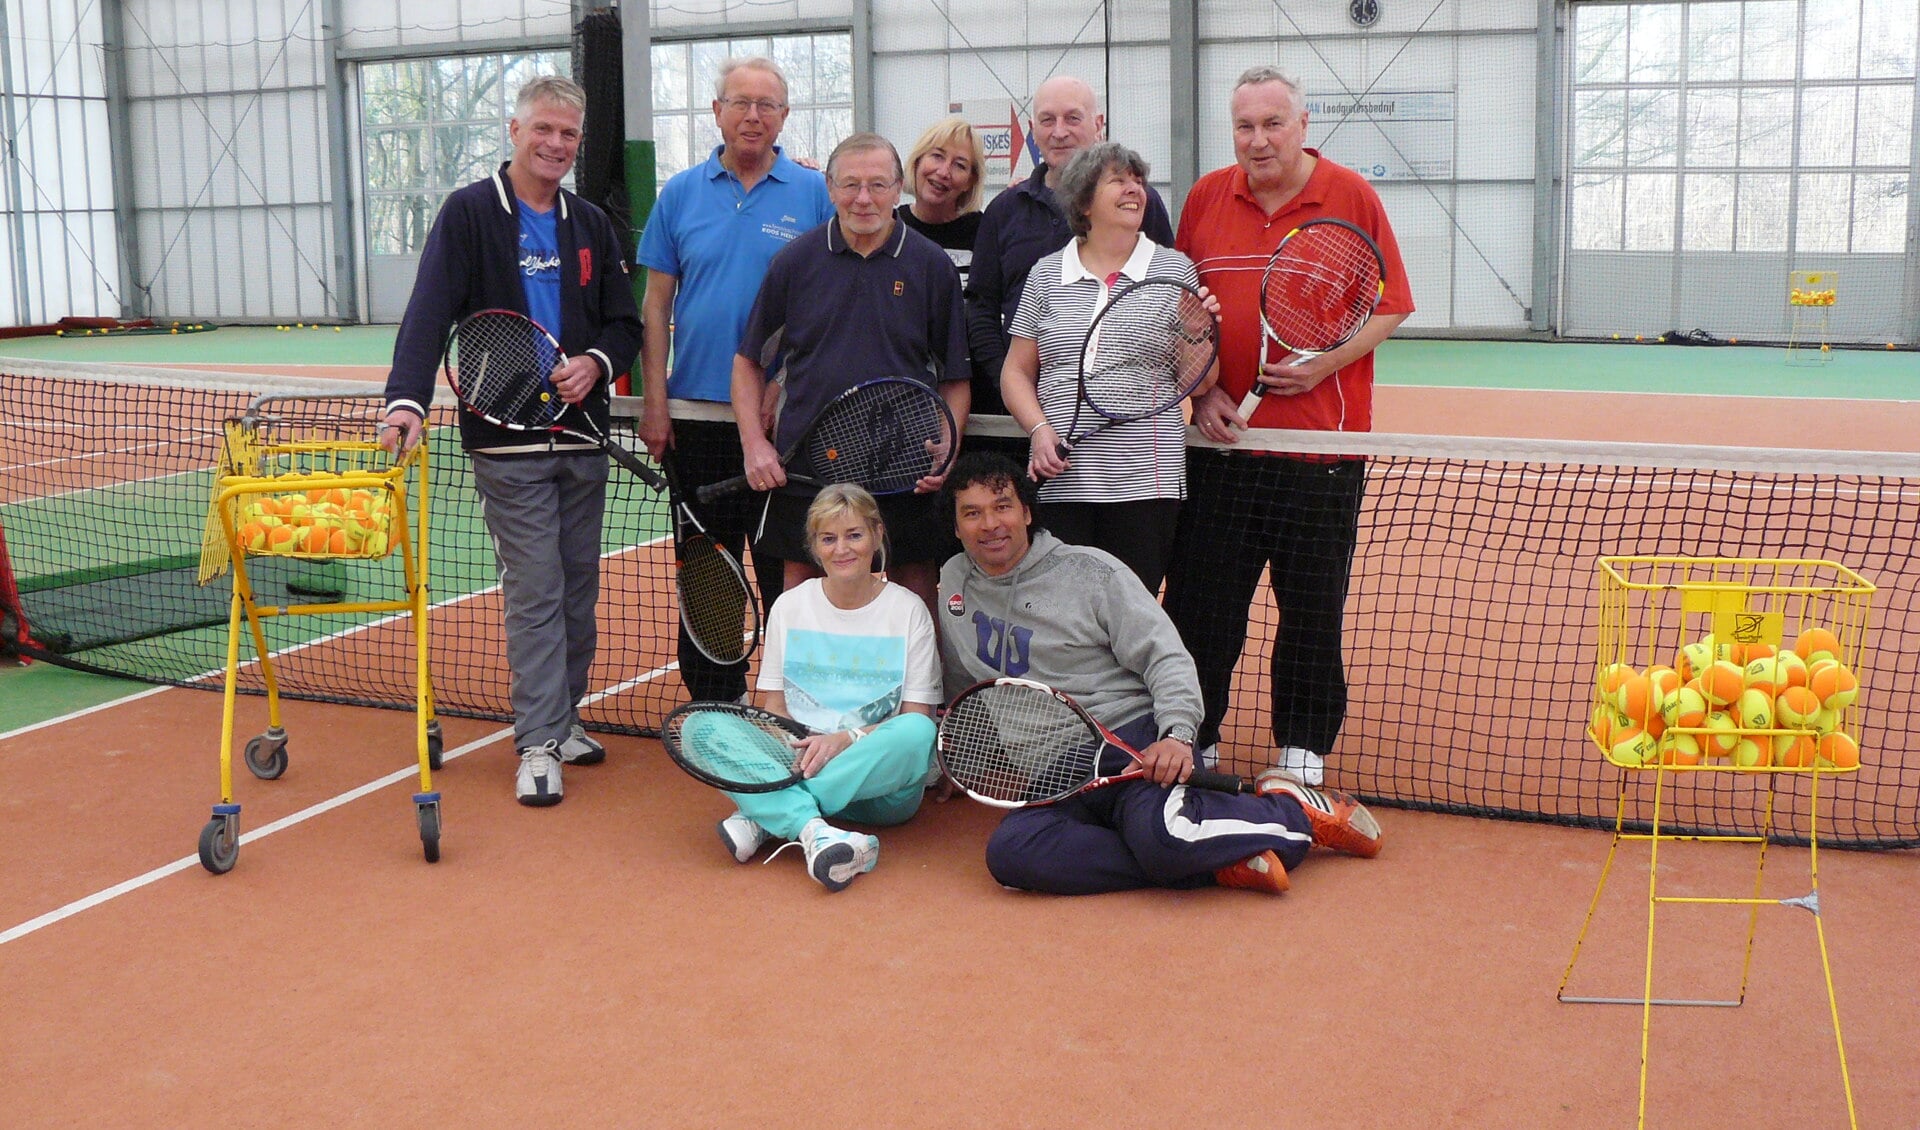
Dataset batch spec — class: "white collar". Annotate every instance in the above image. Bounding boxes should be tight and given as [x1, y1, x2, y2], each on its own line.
[1058, 233, 1153, 286]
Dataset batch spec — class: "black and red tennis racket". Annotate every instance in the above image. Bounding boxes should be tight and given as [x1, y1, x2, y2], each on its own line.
[1054, 276, 1217, 458]
[660, 701, 810, 792]
[444, 308, 665, 491]
[697, 376, 957, 504]
[1239, 218, 1386, 419]
[936, 678, 1248, 808]
[663, 460, 759, 665]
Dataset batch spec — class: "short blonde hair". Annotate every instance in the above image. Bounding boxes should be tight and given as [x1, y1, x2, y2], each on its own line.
[904, 117, 988, 214]
[516, 76, 585, 115]
[806, 484, 888, 568]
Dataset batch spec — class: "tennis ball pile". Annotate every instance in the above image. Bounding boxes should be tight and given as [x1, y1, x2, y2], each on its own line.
[1590, 629, 1861, 769]
[235, 487, 394, 558]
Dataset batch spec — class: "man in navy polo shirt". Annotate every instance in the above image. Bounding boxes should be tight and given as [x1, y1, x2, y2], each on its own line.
[964, 76, 1174, 414]
[636, 56, 833, 704]
[731, 133, 970, 610]
[380, 76, 641, 807]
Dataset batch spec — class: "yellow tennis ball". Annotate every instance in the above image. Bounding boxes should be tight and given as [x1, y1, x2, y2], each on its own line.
[1730, 737, 1770, 768]
[1734, 688, 1773, 731]
[1663, 733, 1705, 767]
[1663, 682, 1710, 730]
[1742, 655, 1786, 696]
[1596, 662, 1636, 698]
[1610, 726, 1657, 767]
[238, 522, 267, 550]
[1700, 660, 1745, 707]
[364, 531, 389, 557]
[265, 525, 296, 551]
[1590, 706, 1620, 751]
[1773, 731, 1816, 766]
[1701, 713, 1740, 755]
[1678, 639, 1716, 681]
[1645, 665, 1680, 700]
[1776, 650, 1809, 690]
[1811, 706, 1840, 735]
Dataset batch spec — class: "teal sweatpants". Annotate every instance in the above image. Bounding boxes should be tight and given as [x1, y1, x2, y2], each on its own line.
[696, 712, 935, 840]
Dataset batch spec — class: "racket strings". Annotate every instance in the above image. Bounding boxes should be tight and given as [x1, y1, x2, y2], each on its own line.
[677, 536, 754, 665]
[455, 317, 564, 427]
[802, 382, 952, 494]
[939, 684, 1100, 803]
[669, 708, 801, 787]
[1261, 229, 1383, 352]
[1082, 284, 1217, 422]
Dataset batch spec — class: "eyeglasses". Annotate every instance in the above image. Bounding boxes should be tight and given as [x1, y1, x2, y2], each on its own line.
[719, 97, 786, 116]
[831, 178, 901, 197]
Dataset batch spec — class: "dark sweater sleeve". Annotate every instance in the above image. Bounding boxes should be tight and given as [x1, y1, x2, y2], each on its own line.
[581, 206, 643, 382]
[963, 201, 1011, 395]
[383, 196, 472, 417]
[1143, 187, 1175, 248]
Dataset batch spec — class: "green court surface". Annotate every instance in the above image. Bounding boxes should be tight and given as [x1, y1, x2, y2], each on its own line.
[1, 328, 1912, 397]
[0, 658, 150, 732]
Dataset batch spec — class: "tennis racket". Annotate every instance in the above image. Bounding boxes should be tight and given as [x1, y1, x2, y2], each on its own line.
[445, 308, 666, 492]
[936, 677, 1249, 808]
[661, 701, 810, 792]
[664, 459, 759, 665]
[1054, 276, 1218, 459]
[1239, 218, 1386, 420]
[697, 376, 958, 504]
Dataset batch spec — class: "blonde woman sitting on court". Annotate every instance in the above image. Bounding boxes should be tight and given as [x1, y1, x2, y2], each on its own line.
[700, 485, 940, 891]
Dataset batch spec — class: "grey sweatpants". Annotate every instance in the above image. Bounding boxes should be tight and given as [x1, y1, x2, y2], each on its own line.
[471, 451, 607, 749]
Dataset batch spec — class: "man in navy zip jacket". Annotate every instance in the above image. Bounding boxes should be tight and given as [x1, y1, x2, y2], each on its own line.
[381, 76, 642, 808]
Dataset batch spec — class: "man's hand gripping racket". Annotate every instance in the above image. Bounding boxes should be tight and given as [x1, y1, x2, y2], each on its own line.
[936, 678, 1249, 808]
[698, 376, 957, 504]
[1238, 218, 1386, 421]
[399, 308, 665, 491]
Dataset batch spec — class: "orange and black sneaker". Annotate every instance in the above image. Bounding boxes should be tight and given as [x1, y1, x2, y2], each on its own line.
[1255, 769, 1383, 859]
[1214, 849, 1290, 894]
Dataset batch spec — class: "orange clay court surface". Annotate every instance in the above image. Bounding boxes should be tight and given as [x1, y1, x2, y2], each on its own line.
[3, 369, 1918, 1128]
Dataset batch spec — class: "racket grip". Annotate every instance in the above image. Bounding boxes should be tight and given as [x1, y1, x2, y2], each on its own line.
[604, 442, 667, 492]
[696, 475, 750, 504]
[1186, 767, 1249, 793]
[1236, 385, 1265, 420]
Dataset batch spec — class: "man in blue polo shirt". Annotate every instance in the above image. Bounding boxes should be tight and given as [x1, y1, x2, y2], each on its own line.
[732, 133, 971, 610]
[964, 76, 1174, 414]
[636, 56, 833, 703]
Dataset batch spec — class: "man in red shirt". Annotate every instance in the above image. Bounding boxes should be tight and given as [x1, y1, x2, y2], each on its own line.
[1163, 66, 1414, 787]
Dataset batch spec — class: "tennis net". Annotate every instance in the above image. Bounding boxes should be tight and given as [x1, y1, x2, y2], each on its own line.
[4, 357, 1917, 847]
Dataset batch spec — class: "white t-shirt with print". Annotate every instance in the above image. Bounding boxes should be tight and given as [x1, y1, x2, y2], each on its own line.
[757, 579, 942, 733]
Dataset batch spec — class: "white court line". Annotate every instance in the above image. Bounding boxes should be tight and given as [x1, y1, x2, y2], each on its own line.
[0, 651, 688, 948]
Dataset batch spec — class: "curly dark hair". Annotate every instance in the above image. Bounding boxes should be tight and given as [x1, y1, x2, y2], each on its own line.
[940, 451, 1044, 533]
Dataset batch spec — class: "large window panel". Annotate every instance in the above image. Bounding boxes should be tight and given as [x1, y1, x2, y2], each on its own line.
[1739, 1, 1799, 81]
[1794, 171, 1853, 251]
[1854, 86, 1913, 165]
[1738, 88, 1794, 166]
[1623, 173, 1676, 250]
[1685, 89, 1740, 166]
[1850, 174, 1907, 253]
[1688, 4, 1743, 80]
[1628, 4, 1683, 82]
[1681, 173, 1736, 250]
[1733, 172, 1789, 251]
[1860, 2, 1918, 78]
[1801, 0, 1860, 80]
[1797, 87, 1856, 166]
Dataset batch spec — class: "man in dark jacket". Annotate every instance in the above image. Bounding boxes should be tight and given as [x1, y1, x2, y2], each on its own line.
[381, 76, 642, 807]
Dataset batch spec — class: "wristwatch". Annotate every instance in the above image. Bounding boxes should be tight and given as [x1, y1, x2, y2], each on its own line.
[1161, 722, 1196, 746]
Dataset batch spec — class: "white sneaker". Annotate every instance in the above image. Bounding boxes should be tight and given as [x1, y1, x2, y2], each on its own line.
[516, 740, 563, 806]
[559, 723, 605, 765]
[800, 818, 878, 892]
[718, 811, 771, 863]
[1279, 745, 1325, 786]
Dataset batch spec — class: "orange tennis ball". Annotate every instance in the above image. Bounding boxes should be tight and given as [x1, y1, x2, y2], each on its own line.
[1794, 628, 1842, 665]
[238, 522, 267, 551]
[1645, 665, 1681, 700]
[1730, 737, 1771, 768]
[327, 528, 348, 554]
[265, 525, 296, 550]
[303, 524, 330, 553]
[1775, 685, 1822, 728]
[1776, 650, 1809, 690]
[1773, 732, 1816, 767]
[1700, 660, 1745, 707]
[1615, 674, 1662, 730]
[1663, 733, 1705, 766]
[1815, 732, 1860, 769]
[1597, 662, 1636, 698]
[1808, 661, 1859, 711]
[1590, 707, 1619, 751]
[1743, 642, 1776, 663]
